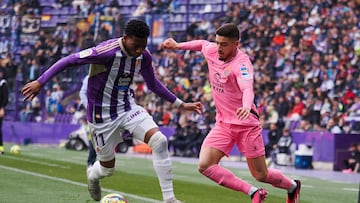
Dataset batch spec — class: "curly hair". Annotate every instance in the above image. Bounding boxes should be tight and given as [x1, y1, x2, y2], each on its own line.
[124, 19, 150, 38]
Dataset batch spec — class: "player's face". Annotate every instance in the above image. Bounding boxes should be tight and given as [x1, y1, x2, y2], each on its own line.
[215, 35, 239, 61]
[123, 35, 147, 57]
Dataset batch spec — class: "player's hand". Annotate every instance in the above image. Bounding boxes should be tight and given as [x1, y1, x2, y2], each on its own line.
[21, 80, 42, 101]
[180, 102, 203, 114]
[236, 107, 250, 120]
[161, 38, 179, 50]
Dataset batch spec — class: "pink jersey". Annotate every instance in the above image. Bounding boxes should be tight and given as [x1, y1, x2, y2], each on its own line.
[180, 40, 260, 126]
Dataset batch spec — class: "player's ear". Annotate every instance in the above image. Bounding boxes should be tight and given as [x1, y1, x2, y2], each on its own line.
[235, 40, 240, 47]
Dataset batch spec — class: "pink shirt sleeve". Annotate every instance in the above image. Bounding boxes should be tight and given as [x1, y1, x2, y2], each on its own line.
[233, 57, 255, 110]
[179, 40, 209, 51]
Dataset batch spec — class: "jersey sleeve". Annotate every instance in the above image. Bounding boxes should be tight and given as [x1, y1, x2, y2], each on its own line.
[179, 40, 209, 51]
[140, 52, 177, 103]
[234, 58, 255, 109]
[37, 46, 109, 85]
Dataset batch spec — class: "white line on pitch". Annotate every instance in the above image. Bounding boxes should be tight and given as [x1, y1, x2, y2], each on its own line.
[2, 155, 70, 169]
[0, 164, 161, 203]
[343, 188, 359, 192]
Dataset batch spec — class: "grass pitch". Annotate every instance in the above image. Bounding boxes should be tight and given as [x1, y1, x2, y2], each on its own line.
[0, 144, 358, 203]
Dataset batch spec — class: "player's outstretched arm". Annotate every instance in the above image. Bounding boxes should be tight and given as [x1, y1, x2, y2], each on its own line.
[179, 102, 203, 114]
[21, 80, 42, 101]
[162, 38, 205, 52]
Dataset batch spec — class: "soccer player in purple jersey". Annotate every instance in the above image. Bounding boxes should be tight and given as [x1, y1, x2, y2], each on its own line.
[162, 23, 301, 203]
[22, 19, 202, 203]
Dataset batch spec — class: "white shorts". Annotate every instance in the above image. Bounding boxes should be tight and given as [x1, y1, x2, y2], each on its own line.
[89, 105, 158, 161]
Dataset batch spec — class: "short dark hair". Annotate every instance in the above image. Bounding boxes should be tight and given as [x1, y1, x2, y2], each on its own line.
[215, 23, 240, 40]
[124, 19, 150, 38]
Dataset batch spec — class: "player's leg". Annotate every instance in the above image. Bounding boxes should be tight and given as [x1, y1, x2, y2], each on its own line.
[244, 125, 300, 203]
[87, 140, 97, 166]
[86, 123, 97, 167]
[123, 105, 180, 203]
[198, 124, 264, 202]
[131, 117, 181, 203]
[86, 122, 122, 201]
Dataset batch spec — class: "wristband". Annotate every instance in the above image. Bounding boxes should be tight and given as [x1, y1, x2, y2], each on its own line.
[173, 98, 183, 107]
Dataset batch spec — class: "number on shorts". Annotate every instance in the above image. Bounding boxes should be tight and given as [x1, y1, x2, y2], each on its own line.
[93, 133, 105, 146]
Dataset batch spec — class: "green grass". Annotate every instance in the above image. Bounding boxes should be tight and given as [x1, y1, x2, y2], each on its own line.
[0, 144, 358, 203]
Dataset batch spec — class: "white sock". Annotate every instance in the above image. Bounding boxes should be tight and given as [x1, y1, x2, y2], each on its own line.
[248, 186, 258, 196]
[88, 161, 105, 181]
[148, 132, 175, 200]
[288, 180, 297, 193]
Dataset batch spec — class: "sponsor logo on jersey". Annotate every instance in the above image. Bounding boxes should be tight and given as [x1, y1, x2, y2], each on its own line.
[117, 73, 132, 90]
[78, 48, 93, 58]
[240, 65, 250, 78]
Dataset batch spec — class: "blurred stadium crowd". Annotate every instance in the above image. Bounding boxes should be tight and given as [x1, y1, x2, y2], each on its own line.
[0, 0, 359, 140]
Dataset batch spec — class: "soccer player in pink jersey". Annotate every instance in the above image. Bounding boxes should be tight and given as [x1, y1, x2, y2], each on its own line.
[162, 23, 301, 203]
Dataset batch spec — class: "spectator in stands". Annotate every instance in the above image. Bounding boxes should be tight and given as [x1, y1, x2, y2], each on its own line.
[171, 121, 201, 157]
[295, 120, 314, 132]
[152, 0, 171, 14]
[168, 123, 185, 155]
[79, 0, 91, 17]
[22, 19, 202, 203]
[104, 0, 119, 18]
[287, 96, 305, 121]
[19, 101, 32, 122]
[91, 0, 105, 15]
[162, 23, 301, 203]
[274, 128, 294, 165]
[183, 123, 210, 157]
[326, 116, 343, 134]
[152, 106, 164, 125]
[34, 96, 43, 120]
[133, 0, 150, 17]
[49, 83, 64, 114]
[265, 123, 282, 159]
[0, 70, 8, 155]
[342, 143, 360, 174]
[264, 105, 279, 128]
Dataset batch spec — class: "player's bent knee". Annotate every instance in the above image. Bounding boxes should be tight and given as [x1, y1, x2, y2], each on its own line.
[253, 171, 267, 182]
[100, 166, 115, 177]
[198, 163, 211, 174]
[148, 131, 168, 152]
[198, 166, 206, 174]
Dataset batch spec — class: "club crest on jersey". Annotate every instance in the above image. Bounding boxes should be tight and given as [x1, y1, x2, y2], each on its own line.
[224, 67, 230, 77]
[79, 48, 93, 58]
[240, 65, 250, 78]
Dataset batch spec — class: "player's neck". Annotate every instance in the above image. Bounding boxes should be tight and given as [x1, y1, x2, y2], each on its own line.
[224, 50, 238, 63]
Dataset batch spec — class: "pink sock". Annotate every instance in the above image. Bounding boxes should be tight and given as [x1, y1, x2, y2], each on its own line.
[202, 164, 252, 195]
[265, 168, 293, 190]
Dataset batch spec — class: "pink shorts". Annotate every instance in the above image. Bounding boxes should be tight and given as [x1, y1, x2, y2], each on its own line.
[202, 122, 265, 158]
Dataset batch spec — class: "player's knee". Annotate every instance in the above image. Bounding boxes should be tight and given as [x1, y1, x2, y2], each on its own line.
[98, 160, 115, 177]
[253, 171, 267, 182]
[198, 163, 210, 174]
[198, 166, 206, 174]
[100, 166, 115, 177]
[148, 131, 168, 153]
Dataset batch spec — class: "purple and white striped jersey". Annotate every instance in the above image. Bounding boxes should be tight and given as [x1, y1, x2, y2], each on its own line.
[38, 38, 178, 123]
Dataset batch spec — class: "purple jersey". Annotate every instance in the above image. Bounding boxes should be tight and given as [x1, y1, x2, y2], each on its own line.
[38, 38, 177, 123]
